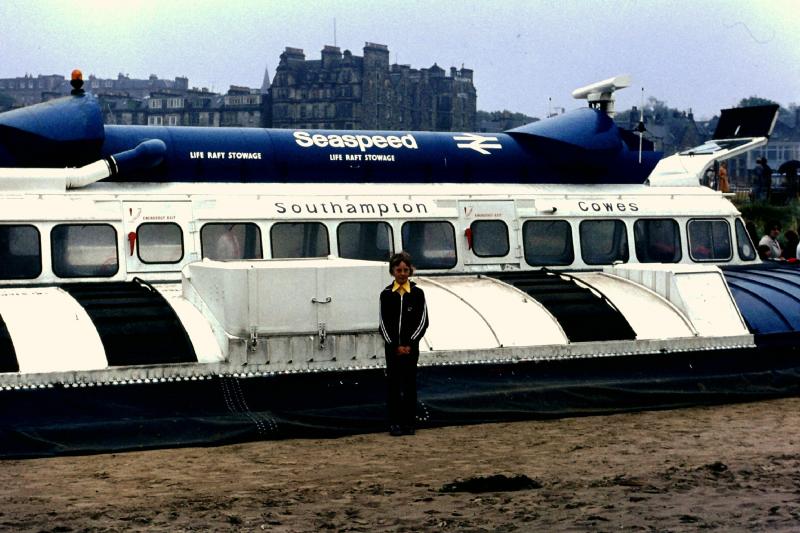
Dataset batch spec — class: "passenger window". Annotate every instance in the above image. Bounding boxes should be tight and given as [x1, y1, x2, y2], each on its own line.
[522, 220, 573, 266]
[470, 220, 509, 257]
[337, 221, 393, 261]
[401, 221, 456, 269]
[735, 219, 756, 261]
[201, 223, 263, 261]
[137, 223, 184, 264]
[51, 224, 118, 278]
[688, 219, 732, 261]
[579, 219, 629, 265]
[0, 225, 41, 279]
[634, 219, 681, 263]
[271, 222, 330, 258]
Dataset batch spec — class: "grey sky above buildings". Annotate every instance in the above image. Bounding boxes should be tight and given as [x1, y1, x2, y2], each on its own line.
[1, 0, 798, 120]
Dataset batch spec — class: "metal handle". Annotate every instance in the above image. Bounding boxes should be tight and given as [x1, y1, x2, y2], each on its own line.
[311, 296, 332, 304]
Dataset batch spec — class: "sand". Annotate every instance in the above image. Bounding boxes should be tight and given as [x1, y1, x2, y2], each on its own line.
[3, 397, 800, 532]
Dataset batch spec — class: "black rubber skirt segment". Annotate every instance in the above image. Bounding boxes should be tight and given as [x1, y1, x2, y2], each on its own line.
[0, 313, 19, 372]
[491, 270, 636, 342]
[60, 280, 197, 366]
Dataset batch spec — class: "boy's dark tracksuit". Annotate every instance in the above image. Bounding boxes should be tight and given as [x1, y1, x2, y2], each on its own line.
[379, 282, 429, 429]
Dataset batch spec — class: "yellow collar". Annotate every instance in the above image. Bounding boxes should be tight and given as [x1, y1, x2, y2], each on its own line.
[392, 281, 411, 295]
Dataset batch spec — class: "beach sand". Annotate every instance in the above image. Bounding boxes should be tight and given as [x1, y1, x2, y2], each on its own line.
[3, 397, 800, 532]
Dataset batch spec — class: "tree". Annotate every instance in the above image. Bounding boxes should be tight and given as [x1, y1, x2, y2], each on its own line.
[737, 96, 780, 108]
[738, 96, 795, 126]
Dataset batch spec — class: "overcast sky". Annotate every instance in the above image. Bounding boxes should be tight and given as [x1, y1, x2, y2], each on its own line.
[1, 0, 797, 120]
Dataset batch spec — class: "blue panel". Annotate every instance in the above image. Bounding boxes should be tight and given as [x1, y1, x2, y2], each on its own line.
[0, 93, 661, 185]
[0, 94, 104, 167]
[723, 264, 800, 334]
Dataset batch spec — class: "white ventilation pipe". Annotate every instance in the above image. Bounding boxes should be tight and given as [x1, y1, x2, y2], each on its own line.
[0, 139, 166, 192]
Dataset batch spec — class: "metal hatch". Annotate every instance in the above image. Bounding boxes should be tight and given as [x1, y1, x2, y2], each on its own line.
[458, 200, 521, 268]
[122, 201, 194, 275]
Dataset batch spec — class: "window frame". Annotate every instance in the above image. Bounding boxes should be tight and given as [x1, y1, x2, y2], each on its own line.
[336, 221, 394, 261]
[270, 221, 330, 259]
[136, 222, 185, 265]
[470, 219, 510, 258]
[633, 218, 682, 264]
[0, 224, 42, 280]
[687, 218, 733, 262]
[200, 222, 263, 261]
[735, 218, 757, 261]
[579, 219, 629, 266]
[51, 223, 119, 279]
[400, 220, 458, 270]
[522, 219, 574, 266]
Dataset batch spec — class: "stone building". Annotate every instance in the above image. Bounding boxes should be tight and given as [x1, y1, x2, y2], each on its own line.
[0, 74, 68, 107]
[97, 84, 268, 128]
[87, 73, 189, 99]
[143, 89, 220, 127]
[0, 72, 193, 109]
[269, 43, 476, 131]
[1, 46, 477, 132]
[219, 86, 268, 127]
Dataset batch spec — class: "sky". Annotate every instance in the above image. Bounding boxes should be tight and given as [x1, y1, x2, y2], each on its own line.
[1, 0, 798, 121]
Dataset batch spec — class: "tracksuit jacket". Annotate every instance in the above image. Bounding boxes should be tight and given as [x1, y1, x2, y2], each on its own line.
[379, 282, 429, 352]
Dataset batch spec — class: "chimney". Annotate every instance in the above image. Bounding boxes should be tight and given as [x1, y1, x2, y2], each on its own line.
[280, 47, 306, 66]
[363, 42, 389, 69]
[321, 45, 342, 69]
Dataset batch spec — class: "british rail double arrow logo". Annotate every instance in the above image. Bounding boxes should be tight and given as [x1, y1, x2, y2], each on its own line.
[453, 133, 502, 155]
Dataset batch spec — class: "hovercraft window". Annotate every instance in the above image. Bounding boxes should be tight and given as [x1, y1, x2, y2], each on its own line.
[337, 222, 393, 261]
[522, 220, 573, 266]
[580, 220, 629, 265]
[137, 223, 184, 264]
[735, 219, 757, 261]
[634, 219, 682, 263]
[401, 221, 457, 270]
[0, 225, 41, 279]
[470, 220, 510, 258]
[200, 223, 263, 261]
[51, 224, 118, 278]
[688, 219, 732, 262]
[271, 222, 330, 258]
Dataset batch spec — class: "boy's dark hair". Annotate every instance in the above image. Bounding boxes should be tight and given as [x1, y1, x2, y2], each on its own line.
[389, 251, 414, 274]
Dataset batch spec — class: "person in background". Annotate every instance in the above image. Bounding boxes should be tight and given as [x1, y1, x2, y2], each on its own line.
[759, 157, 773, 202]
[752, 158, 770, 202]
[783, 230, 799, 261]
[786, 164, 799, 201]
[379, 251, 429, 437]
[759, 222, 783, 260]
[718, 161, 730, 193]
[757, 244, 772, 261]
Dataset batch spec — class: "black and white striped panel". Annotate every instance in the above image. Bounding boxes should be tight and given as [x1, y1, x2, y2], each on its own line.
[0, 281, 203, 375]
[60, 281, 198, 366]
[0, 313, 19, 372]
